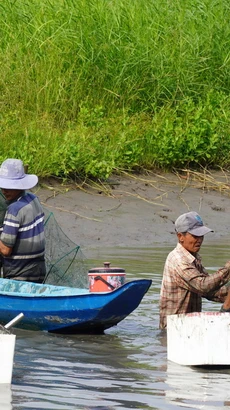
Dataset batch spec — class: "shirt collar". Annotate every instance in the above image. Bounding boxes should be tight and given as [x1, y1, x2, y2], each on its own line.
[6, 190, 25, 206]
[176, 242, 201, 263]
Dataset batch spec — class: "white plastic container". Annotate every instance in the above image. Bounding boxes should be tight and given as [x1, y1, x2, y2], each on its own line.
[0, 314, 24, 384]
[167, 311, 230, 366]
[0, 333, 16, 384]
[0, 384, 12, 410]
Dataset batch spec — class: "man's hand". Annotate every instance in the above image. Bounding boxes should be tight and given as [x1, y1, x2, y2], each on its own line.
[0, 240, 12, 257]
[224, 260, 230, 270]
[221, 288, 230, 312]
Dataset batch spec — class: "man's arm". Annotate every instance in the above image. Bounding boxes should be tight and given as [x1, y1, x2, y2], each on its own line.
[206, 285, 229, 303]
[175, 260, 230, 295]
[0, 240, 12, 257]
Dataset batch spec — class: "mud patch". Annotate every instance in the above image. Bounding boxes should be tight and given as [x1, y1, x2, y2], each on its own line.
[35, 171, 230, 253]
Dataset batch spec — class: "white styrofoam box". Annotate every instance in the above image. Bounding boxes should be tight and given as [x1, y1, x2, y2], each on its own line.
[167, 312, 230, 366]
[0, 334, 16, 384]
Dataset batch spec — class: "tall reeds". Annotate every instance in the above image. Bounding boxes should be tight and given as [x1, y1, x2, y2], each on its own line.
[1, 0, 230, 178]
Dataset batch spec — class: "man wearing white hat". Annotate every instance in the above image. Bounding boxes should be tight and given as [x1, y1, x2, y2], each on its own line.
[159, 211, 230, 329]
[0, 158, 46, 283]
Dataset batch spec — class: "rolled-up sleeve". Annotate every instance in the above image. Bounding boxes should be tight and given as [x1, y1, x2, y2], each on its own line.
[175, 262, 230, 297]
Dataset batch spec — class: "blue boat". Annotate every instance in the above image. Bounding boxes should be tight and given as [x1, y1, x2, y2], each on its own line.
[0, 278, 152, 334]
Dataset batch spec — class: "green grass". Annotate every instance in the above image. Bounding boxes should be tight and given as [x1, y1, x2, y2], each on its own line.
[1, 0, 230, 179]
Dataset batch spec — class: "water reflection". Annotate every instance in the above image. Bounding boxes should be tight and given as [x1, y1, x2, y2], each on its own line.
[12, 328, 162, 409]
[0, 242, 229, 409]
[166, 361, 230, 409]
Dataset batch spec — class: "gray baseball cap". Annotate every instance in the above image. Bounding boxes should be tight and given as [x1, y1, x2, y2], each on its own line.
[175, 211, 213, 236]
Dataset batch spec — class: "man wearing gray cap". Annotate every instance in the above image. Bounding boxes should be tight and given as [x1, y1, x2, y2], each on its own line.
[159, 211, 230, 329]
[0, 158, 46, 283]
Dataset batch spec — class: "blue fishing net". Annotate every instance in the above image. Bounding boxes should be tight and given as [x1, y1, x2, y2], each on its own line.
[0, 191, 89, 288]
[43, 209, 89, 288]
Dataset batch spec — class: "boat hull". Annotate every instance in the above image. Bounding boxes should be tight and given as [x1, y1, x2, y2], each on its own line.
[0, 279, 152, 334]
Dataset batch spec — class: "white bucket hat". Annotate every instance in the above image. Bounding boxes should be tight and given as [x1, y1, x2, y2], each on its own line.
[0, 159, 38, 190]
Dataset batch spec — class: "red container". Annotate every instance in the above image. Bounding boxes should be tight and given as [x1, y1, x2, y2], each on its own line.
[88, 262, 126, 292]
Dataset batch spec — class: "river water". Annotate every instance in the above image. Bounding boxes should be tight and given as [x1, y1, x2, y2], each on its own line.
[2, 242, 230, 410]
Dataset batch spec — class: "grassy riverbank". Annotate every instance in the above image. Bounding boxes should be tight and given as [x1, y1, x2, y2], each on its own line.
[1, 0, 230, 178]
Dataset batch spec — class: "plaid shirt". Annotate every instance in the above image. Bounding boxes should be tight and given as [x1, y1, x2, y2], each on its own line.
[159, 243, 230, 329]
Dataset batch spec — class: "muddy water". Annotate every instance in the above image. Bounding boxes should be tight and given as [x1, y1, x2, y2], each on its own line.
[2, 242, 230, 410]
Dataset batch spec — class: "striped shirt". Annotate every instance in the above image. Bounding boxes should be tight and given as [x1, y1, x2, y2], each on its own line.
[159, 243, 230, 329]
[0, 192, 46, 283]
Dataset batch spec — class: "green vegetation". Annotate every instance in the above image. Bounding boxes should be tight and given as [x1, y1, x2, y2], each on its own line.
[1, 0, 230, 179]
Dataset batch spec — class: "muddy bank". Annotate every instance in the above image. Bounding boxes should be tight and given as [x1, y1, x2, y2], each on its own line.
[36, 170, 230, 254]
